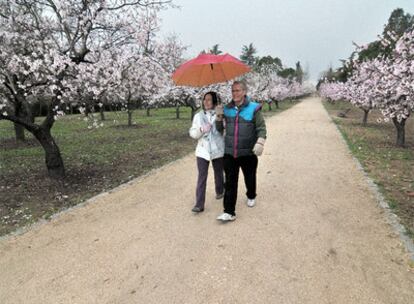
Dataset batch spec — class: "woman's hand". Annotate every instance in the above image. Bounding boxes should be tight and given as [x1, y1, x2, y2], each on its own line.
[201, 124, 212, 133]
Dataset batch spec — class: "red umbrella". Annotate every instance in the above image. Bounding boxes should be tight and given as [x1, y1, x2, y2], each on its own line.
[172, 53, 251, 87]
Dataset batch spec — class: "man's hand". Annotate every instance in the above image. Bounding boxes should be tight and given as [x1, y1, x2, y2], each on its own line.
[215, 104, 224, 120]
[253, 137, 266, 156]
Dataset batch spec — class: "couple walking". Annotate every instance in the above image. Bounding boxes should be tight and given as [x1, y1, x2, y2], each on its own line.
[189, 80, 267, 222]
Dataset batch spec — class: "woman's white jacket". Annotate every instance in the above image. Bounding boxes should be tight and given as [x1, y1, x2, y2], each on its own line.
[189, 110, 225, 161]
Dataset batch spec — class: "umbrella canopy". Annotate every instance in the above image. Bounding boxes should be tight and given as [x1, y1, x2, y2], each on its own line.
[172, 53, 251, 87]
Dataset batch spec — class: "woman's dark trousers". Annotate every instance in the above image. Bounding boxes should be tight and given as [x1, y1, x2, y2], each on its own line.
[195, 157, 224, 209]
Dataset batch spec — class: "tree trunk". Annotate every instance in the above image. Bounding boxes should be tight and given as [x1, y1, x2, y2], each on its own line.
[85, 105, 90, 117]
[1, 112, 66, 179]
[28, 104, 35, 123]
[392, 117, 406, 147]
[127, 110, 132, 126]
[13, 93, 34, 141]
[362, 109, 369, 126]
[146, 108, 151, 117]
[126, 95, 134, 126]
[32, 126, 65, 179]
[4, 71, 67, 178]
[268, 102, 272, 111]
[100, 106, 105, 121]
[275, 100, 279, 109]
[176, 106, 180, 119]
[14, 123, 25, 141]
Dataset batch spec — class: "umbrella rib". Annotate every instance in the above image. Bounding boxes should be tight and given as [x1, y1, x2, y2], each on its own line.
[217, 63, 229, 83]
[206, 63, 215, 86]
[198, 64, 206, 86]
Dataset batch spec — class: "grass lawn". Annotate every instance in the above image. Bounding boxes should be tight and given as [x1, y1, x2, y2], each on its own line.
[323, 100, 414, 239]
[0, 100, 300, 236]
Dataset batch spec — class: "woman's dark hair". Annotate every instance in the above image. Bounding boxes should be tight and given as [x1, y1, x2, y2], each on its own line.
[202, 91, 220, 110]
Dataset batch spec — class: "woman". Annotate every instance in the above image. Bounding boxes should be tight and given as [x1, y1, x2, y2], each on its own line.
[189, 92, 225, 213]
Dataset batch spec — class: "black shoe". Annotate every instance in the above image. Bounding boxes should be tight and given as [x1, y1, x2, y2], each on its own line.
[215, 193, 224, 200]
[192, 206, 204, 213]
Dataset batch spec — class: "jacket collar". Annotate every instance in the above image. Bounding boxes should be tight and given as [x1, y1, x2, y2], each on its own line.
[203, 109, 215, 115]
[228, 96, 252, 109]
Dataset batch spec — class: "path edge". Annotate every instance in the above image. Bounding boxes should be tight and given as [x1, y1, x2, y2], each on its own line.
[0, 155, 192, 242]
[322, 101, 414, 261]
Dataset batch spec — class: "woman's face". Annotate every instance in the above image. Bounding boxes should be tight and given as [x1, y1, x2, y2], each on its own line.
[203, 94, 214, 110]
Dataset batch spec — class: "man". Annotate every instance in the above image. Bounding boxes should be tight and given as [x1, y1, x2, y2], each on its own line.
[215, 80, 267, 222]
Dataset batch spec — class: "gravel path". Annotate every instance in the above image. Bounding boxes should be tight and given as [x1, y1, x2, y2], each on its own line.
[1, 97, 413, 304]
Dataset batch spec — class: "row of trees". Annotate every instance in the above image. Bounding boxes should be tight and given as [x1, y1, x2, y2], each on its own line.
[0, 1, 312, 180]
[318, 8, 414, 147]
[204, 43, 307, 84]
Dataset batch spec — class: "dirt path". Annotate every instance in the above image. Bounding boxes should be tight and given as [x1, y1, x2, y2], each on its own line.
[1, 97, 413, 304]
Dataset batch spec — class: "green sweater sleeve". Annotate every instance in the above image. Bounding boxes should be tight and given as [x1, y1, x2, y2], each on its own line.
[254, 111, 267, 139]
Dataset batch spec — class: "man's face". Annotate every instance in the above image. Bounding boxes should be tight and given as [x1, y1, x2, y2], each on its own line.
[232, 84, 246, 103]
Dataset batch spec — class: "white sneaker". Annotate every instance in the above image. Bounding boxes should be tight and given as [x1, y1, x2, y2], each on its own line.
[216, 213, 236, 222]
[247, 198, 256, 207]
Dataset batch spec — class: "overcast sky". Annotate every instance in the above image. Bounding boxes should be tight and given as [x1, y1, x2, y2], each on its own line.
[159, 0, 414, 82]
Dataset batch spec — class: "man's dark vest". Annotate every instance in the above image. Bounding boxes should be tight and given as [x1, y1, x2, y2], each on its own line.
[223, 97, 261, 158]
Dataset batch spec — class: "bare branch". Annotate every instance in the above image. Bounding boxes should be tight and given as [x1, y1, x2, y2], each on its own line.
[0, 11, 9, 19]
[105, 1, 172, 11]
[0, 113, 39, 132]
[44, 0, 74, 48]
